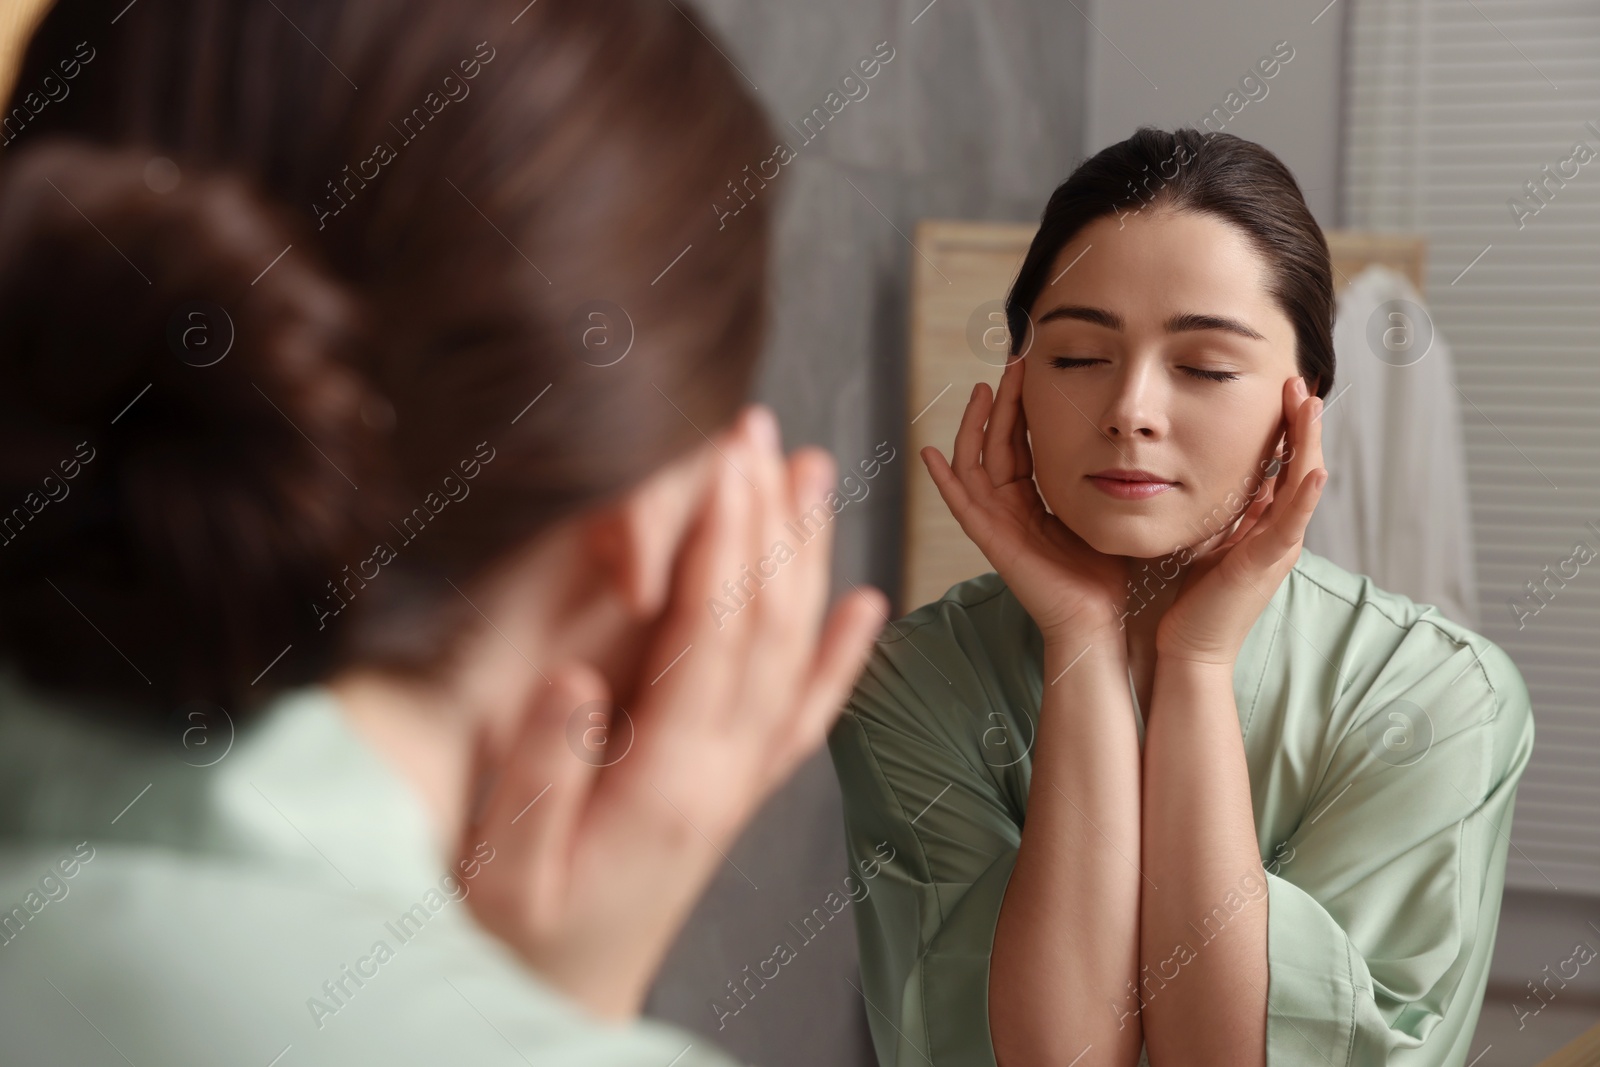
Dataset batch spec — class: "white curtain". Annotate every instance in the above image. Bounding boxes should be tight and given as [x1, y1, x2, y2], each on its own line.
[1304, 263, 1480, 631]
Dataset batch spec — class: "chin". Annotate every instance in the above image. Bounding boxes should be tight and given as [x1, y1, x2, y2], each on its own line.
[1062, 511, 1188, 562]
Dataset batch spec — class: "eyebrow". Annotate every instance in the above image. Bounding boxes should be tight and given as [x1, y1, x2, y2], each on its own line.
[1035, 304, 1267, 342]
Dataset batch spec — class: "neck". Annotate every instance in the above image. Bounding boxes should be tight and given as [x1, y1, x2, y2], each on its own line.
[1116, 553, 1188, 718]
[329, 666, 486, 852]
[323, 531, 646, 854]
[1118, 553, 1185, 637]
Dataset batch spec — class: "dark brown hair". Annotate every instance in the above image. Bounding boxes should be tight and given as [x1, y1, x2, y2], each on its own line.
[1005, 125, 1335, 399]
[0, 0, 776, 724]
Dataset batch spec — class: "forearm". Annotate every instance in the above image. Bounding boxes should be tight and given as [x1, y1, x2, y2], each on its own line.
[1139, 657, 1267, 1067]
[991, 632, 1144, 1067]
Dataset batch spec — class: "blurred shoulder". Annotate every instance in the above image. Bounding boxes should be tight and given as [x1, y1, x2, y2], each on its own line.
[0, 844, 736, 1067]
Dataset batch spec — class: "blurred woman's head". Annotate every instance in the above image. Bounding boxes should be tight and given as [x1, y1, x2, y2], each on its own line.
[1004, 127, 1334, 561]
[0, 0, 778, 722]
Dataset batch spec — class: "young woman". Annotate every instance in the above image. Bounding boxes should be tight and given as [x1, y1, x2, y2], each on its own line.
[829, 127, 1535, 1067]
[0, 1, 886, 1064]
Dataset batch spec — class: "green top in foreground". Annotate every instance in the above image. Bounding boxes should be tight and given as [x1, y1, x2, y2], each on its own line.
[0, 668, 741, 1067]
[828, 548, 1535, 1067]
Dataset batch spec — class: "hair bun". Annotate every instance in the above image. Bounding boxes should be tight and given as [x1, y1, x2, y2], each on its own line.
[0, 136, 394, 716]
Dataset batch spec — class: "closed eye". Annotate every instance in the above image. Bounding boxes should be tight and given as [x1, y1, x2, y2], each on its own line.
[1182, 366, 1240, 382]
[1048, 356, 1239, 383]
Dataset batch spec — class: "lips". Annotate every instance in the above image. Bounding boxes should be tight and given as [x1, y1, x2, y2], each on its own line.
[1086, 468, 1177, 500]
[1087, 468, 1171, 483]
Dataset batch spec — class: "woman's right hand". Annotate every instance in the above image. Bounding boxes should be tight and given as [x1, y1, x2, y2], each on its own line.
[921, 355, 1128, 644]
[459, 405, 888, 1022]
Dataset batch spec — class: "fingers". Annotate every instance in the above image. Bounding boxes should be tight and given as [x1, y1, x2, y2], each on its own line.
[1286, 380, 1323, 513]
[629, 405, 841, 754]
[1217, 489, 1271, 552]
[920, 444, 1003, 558]
[1301, 380, 1326, 472]
[925, 376, 1013, 546]
[467, 664, 610, 913]
[613, 403, 885, 842]
[784, 446, 838, 606]
[1010, 366, 1034, 481]
[920, 443, 969, 513]
[737, 417, 838, 734]
[1223, 427, 1288, 548]
[951, 379, 994, 474]
[743, 406, 789, 621]
[1254, 466, 1327, 564]
[1258, 379, 1317, 528]
[773, 584, 888, 775]
[634, 414, 756, 732]
[983, 359, 1024, 486]
[1250, 378, 1326, 561]
[951, 362, 1031, 492]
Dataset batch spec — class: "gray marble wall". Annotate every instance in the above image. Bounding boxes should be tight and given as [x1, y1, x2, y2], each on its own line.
[642, 3, 1088, 1065]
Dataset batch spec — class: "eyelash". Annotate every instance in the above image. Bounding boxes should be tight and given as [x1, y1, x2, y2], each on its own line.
[1047, 356, 1240, 383]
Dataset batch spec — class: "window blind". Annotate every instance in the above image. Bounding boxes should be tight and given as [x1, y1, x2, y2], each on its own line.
[1343, 0, 1600, 894]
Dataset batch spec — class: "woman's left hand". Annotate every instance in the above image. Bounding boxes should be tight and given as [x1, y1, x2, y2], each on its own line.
[1155, 376, 1328, 667]
[454, 406, 886, 1022]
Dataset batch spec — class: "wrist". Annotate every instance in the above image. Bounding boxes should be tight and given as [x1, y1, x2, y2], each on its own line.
[1039, 608, 1126, 651]
[1154, 651, 1237, 677]
[528, 944, 652, 1024]
[1042, 628, 1128, 675]
[1153, 618, 1243, 670]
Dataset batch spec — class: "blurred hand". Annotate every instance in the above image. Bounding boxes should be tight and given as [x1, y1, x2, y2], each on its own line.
[921, 356, 1129, 644]
[1155, 376, 1327, 666]
[457, 405, 888, 1020]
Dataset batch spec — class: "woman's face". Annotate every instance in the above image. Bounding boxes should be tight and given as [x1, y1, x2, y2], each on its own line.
[1019, 207, 1309, 561]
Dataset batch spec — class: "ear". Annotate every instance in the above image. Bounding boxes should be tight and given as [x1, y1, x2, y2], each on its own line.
[582, 445, 715, 619]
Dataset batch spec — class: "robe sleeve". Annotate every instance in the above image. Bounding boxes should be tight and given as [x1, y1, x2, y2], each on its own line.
[1262, 624, 1535, 1066]
[827, 617, 1027, 1067]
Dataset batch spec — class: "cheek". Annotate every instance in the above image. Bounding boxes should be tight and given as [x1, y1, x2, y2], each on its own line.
[1020, 387, 1080, 479]
[1177, 392, 1283, 501]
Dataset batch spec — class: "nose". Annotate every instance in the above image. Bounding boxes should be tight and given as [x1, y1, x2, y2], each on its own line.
[1099, 360, 1167, 440]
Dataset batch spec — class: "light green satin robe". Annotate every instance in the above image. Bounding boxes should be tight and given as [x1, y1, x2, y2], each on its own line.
[0, 668, 739, 1067]
[827, 548, 1535, 1067]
